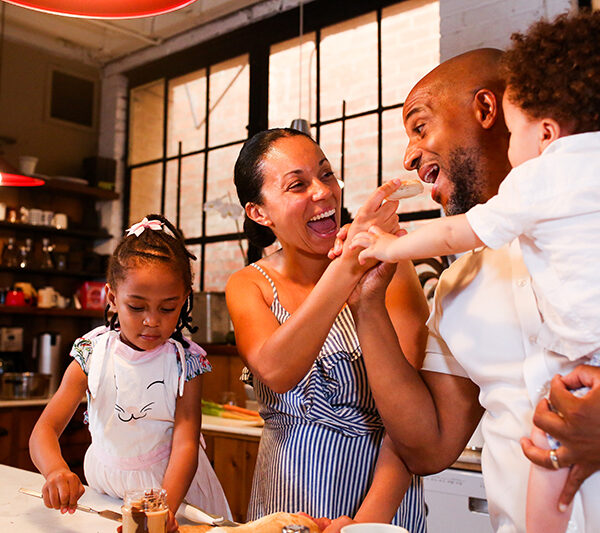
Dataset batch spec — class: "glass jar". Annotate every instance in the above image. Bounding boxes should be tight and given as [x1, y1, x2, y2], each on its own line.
[18, 238, 32, 269]
[121, 488, 168, 533]
[40, 238, 54, 269]
[1, 238, 19, 268]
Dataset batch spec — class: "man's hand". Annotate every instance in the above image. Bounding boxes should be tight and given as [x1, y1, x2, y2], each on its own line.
[351, 225, 399, 264]
[521, 365, 600, 509]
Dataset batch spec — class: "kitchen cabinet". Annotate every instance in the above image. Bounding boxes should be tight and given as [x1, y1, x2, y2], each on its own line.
[0, 402, 90, 482]
[203, 429, 260, 523]
[0, 179, 118, 372]
[202, 344, 247, 406]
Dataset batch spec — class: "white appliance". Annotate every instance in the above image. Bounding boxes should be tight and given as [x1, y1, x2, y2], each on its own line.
[423, 467, 494, 533]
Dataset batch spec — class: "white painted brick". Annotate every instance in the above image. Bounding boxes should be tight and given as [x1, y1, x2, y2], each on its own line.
[440, 0, 574, 60]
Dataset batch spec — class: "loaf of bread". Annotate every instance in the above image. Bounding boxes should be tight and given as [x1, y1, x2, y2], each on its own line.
[178, 512, 321, 532]
[386, 178, 424, 200]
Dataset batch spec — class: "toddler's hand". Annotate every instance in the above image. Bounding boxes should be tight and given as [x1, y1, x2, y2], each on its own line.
[351, 225, 399, 264]
[42, 468, 85, 514]
[166, 509, 179, 533]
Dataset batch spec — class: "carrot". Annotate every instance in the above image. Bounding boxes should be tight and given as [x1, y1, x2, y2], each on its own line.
[223, 404, 261, 417]
[222, 411, 262, 421]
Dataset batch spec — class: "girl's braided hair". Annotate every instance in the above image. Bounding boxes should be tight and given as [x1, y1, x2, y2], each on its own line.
[104, 213, 197, 347]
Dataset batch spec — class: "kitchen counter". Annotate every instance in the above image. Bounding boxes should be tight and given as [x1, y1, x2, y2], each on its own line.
[1, 463, 124, 532]
[201, 414, 263, 438]
[0, 464, 197, 532]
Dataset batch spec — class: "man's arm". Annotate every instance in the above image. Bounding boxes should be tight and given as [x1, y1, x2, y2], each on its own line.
[350, 262, 483, 474]
[521, 365, 600, 508]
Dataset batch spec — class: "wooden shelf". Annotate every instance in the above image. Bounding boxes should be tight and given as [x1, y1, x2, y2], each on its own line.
[0, 221, 111, 240]
[0, 266, 105, 279]
[40, 179, 119, 201]
[0, 305, 103, 318]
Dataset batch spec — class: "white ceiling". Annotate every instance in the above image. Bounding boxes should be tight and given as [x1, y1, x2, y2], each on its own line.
[1, 0, 269, 66]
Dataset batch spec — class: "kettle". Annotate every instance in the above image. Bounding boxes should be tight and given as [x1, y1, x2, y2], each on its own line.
[32, 332, 62, 393]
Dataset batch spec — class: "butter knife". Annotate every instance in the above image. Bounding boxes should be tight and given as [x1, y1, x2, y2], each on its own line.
[19, 487, 122, 522]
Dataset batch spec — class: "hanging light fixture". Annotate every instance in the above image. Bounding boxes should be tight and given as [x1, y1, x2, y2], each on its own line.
[289, 0, 311, 136]
[0, 156, 45, 187]
[2, 0, 197, 19]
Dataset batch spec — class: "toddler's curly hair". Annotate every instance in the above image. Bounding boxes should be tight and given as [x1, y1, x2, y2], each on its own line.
[501, 10, 600, 133]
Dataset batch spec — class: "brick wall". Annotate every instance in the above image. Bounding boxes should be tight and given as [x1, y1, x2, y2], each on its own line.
[440, 0, 575, 61]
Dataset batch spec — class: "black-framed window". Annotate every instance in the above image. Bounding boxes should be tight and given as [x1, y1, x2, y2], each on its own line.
[125, 0, 441, 291]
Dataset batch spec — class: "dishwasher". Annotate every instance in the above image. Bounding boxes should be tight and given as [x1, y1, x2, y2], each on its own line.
[423, 467, 494, 533]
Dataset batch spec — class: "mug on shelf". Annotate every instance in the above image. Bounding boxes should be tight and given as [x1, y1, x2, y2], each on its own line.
[41, 210, 54, 226]
[29, 208, 43, 226]
[37, 286, 59, 308]
[51, 213, 68, 230]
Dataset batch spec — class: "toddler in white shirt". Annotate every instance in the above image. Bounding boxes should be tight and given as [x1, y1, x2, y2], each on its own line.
[351, 11, 600, 533]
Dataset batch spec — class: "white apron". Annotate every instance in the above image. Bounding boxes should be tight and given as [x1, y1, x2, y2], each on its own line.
[83, 330, 231, 518]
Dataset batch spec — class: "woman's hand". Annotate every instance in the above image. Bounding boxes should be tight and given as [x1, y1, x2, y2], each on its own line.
[322, 516, 355, 533]
[41, 467, 85, 513]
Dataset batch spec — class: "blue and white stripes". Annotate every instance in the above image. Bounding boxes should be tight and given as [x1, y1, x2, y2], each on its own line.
[242, 264, 426, 532]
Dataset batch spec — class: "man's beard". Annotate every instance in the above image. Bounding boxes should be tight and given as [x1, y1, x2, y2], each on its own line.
[444, 147, 485, 216]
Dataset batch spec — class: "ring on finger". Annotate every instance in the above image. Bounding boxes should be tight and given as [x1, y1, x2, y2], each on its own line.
[549, 449, 561, 470]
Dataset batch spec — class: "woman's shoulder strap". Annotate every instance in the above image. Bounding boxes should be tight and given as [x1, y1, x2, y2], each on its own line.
[250, 262, 279, 301]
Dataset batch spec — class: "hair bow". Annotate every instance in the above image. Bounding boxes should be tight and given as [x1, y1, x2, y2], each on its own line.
[126, 217, 164, 237]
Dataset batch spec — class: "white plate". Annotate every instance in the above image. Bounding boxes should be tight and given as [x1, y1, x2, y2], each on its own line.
[50, 176, 89, 185]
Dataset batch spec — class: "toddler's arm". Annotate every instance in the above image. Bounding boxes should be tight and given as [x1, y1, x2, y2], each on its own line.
[160, 374, 204, 529]
[29, 361, 88, 513]
[526, 426, 572, 533]
[351, 213, 484, 264]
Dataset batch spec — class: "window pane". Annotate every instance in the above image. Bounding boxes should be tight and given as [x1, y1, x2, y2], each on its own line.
[129, 164, 163, 225]
[382, 0, 440, 106]
[203, 240, 248, 292]
[205, 143, 244, 236]
[320, 116, 378, 220]
[164, 154, 205, 238]
[188, 244, 202, 293]
[129, 80, 164, 165]
[382, 108, 438, 213]
[269, 33, 317, 129]
[208, 55, 249, 147]
[167, 69, 207, 157]
[320, 13, 378, 121]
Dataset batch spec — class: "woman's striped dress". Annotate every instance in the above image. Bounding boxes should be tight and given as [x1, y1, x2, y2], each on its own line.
[242, 264, 426, 532]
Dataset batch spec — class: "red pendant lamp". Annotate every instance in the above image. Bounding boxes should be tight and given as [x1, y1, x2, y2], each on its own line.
[0, 157, 45, 187]
[2, 0, 197, 19]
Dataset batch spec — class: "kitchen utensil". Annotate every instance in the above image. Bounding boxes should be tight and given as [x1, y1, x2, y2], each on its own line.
[33, 332, 61, 393]
[5, 288, 25, 306]
[19, 488, 122, 521]
[0, 372, 50, 399]
[180, 502, 240, 527]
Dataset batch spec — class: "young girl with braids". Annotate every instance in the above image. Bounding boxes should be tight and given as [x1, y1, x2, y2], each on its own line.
[29, 214, 230, 532]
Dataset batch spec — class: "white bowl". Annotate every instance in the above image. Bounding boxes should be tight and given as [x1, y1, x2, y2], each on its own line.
[341, 525, 409, 533]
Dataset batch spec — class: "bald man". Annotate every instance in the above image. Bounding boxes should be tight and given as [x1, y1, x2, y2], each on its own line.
[347, 49, 600, 533]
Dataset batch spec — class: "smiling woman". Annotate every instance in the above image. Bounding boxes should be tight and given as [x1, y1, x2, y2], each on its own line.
[224, 128, 430, 531]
